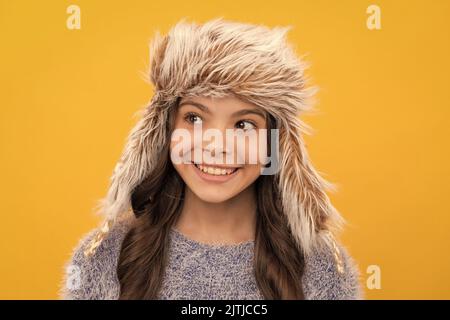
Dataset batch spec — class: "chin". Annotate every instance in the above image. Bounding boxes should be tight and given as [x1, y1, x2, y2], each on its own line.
[191, 189, 236, 203]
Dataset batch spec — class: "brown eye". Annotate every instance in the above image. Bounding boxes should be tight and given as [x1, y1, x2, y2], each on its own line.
[235, 120, 256, 131]
[184, 112, 203, 124]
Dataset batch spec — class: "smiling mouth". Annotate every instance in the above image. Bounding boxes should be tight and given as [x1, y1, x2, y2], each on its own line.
[191, 162, 240, 176]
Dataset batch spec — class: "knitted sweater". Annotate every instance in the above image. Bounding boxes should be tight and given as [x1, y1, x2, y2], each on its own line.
[59, 217, 364, 300]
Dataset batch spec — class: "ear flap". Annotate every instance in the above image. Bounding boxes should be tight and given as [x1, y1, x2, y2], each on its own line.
[277, 115, 345, 258]
[83, 27, 174, 257]
[84, 96, 171, 257]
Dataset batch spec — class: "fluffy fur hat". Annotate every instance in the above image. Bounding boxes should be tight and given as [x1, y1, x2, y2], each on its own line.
[84, 17, 345, 271]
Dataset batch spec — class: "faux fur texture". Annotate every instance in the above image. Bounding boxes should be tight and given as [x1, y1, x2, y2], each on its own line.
[59, 216, 364, 300]
[84, 17, 346, 261]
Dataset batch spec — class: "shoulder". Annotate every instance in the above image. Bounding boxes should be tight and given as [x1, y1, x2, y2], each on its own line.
[302, 233, 365, 300]
[58, 216, 134, 300]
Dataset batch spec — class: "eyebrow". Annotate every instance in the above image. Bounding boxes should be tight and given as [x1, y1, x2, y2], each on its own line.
[178, 100, 266, 120]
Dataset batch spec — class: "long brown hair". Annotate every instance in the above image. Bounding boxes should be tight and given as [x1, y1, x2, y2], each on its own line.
[117, 101, 306, 299]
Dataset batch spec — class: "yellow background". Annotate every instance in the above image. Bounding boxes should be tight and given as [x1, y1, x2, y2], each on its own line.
[1, 0, 449, 299]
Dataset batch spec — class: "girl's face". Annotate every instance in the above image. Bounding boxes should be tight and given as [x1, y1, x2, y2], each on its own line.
[170, 95, 268, 203]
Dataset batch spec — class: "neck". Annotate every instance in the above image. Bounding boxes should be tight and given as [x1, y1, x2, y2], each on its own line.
[174, 184, 258, 244]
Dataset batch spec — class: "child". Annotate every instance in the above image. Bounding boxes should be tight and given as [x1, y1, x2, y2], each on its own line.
[60, 17, 363, 300]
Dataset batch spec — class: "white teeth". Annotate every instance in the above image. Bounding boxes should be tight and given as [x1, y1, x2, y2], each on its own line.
[194, 163, 237, 176]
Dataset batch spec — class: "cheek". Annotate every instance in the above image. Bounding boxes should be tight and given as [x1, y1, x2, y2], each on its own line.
[170, 128, 195, 165]
[243, 164, 263, 179]
[235, 163, 262, 192]
[238, 133, 267, 166]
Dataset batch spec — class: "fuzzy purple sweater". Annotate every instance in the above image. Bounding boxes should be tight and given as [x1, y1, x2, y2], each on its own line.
[59, 217, 364, 299]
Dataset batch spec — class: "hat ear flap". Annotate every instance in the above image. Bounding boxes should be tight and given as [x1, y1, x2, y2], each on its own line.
[277, 116, 344, 257]
[84, 98, 170, 257]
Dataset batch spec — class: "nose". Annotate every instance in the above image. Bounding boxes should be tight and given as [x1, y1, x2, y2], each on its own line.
[204, 143, 228, 158]
[203, 134, 231, 158]
[194, 125, 234, 164]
